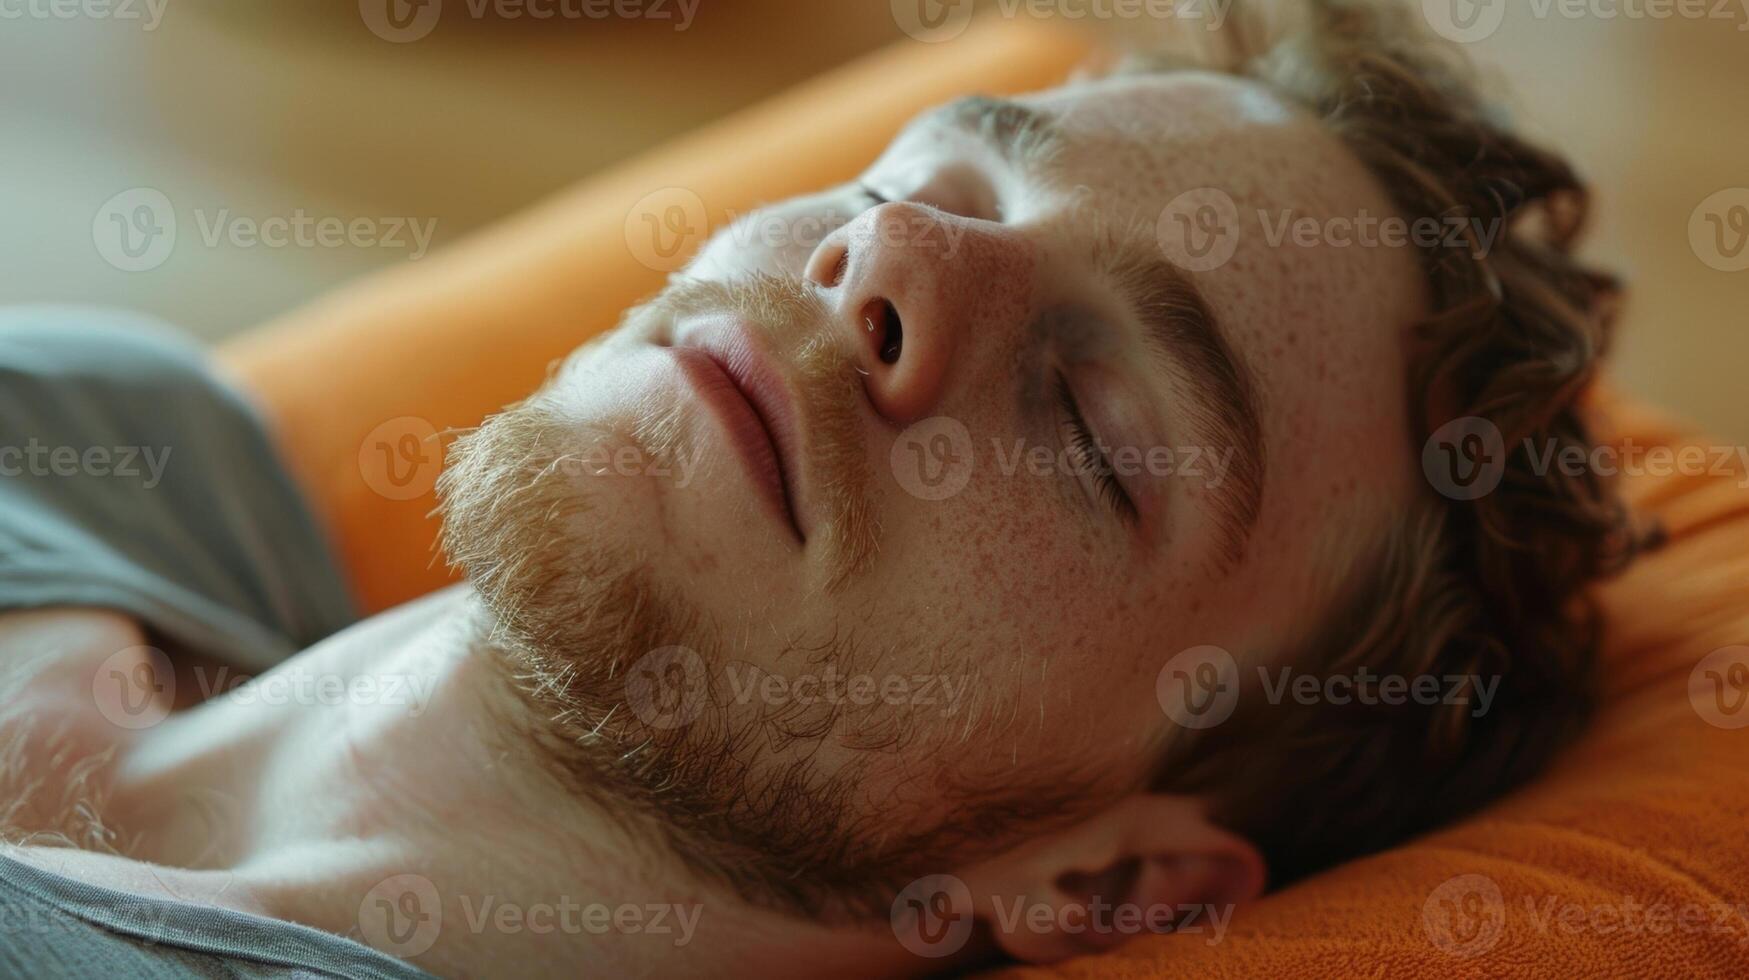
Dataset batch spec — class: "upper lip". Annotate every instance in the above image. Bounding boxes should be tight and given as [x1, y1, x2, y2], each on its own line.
[674, 328, 807, 542]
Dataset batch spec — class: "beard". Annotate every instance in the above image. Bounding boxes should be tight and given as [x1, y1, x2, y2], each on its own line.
[437, 274, 1095, 921]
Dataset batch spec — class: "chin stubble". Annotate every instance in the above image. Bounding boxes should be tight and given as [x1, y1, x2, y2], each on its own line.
[437, 274, 1096, 921]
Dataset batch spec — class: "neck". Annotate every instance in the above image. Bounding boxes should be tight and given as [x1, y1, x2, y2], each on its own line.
[4, 587, 921, 978]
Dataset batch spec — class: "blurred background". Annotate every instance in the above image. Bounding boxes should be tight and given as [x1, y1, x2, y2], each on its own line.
[2, 0, 1744, 436]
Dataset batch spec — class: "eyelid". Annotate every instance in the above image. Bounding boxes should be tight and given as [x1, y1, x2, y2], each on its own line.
[859, 159, 998, 223]
[1053, 370, 1139, 526]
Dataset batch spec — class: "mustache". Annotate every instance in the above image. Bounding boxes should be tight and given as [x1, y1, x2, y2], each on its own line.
[629, 273, 881, 592]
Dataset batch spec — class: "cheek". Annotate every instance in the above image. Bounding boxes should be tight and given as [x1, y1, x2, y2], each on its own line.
[865, 439, 1157, 664]
[850, 478, 1178, 774]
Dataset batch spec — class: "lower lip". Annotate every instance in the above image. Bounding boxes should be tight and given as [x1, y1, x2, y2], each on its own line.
[669, 346, 802, 543]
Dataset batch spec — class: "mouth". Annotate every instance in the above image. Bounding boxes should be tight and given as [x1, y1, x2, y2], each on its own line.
[669, 331, 806, 544]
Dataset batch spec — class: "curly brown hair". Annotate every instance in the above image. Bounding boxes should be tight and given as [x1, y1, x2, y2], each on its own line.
[1138, 0, 1651, 885]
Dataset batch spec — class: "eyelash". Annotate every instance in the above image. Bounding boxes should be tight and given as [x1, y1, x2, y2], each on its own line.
[858, 184, 889, 208]
[1054, 373, 1137, 525]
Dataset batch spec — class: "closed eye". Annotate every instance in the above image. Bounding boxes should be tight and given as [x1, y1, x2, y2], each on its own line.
[1054, 373, 1137, 525]
[856, 170, 995, 223]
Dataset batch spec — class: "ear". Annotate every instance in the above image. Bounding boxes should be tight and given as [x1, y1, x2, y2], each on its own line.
[956, 795, 1264, 963]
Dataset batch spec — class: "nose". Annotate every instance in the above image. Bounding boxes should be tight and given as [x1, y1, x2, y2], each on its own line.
[804, 202, 1025, 426]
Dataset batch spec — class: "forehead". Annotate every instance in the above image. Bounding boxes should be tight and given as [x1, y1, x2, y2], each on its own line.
[1018, 71, 1354, 215]
[1012, 71, 1427, 613]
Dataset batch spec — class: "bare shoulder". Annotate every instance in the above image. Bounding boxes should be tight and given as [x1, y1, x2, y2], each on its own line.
[0, 608, 157, 856]
[0, 606, 147, 656]
[0, 608, 150, 690]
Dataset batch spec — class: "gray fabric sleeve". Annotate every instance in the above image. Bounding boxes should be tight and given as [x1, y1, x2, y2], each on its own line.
[0, 305, 356, 672]
[0, 852, 433, 979]
[0, 308, 424, 978]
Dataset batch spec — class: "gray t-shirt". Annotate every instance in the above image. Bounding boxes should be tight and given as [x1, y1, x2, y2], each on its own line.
[0, 307, 431, 979]
[0, 851, 426, 979]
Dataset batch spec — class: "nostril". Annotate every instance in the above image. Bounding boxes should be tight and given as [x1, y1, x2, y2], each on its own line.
[828, 249, 849, 288]
[879, 303, 902, 364]
[860, 298, 903, 365]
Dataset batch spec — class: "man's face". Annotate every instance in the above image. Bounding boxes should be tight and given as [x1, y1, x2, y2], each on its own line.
[443, 70, 1426, 900]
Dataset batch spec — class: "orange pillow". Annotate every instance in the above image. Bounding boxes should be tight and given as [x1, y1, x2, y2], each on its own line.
[996, 401, 1749, 977]
[219, 18, 1749, 976]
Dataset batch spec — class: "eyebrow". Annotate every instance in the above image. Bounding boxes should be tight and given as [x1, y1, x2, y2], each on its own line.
[921, 95, 1068, 179]
[1104, 244, 1265, 572]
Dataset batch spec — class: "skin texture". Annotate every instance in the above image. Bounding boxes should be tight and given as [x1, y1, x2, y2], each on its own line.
[437, 67, 1429, 926]
[1, 69, 1427, 975]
